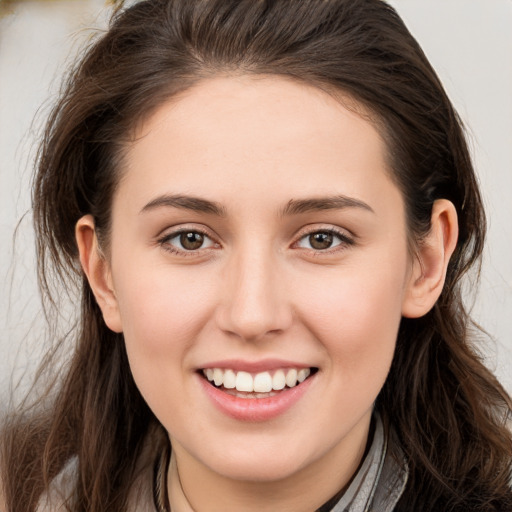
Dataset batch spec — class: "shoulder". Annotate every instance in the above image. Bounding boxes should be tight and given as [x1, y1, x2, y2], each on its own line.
[36, 457, 76, 512]
[36, 451, 158, 512]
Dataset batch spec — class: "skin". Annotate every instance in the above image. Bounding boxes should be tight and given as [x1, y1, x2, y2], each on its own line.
[77, 76, 458, 512]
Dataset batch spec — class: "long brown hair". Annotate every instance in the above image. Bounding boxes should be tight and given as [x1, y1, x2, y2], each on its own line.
[2, 1, 511, 510]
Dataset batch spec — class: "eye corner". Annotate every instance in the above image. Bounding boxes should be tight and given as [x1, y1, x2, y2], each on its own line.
[292, 226, 356, 255]
[156, 225, 221, 257]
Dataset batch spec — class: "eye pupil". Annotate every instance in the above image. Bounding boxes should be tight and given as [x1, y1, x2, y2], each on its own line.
[180, 232, 204, 250]
[309, 232, 333, 250]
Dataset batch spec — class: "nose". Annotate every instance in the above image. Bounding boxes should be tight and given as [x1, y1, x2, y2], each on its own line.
[215, 247, 293, 342]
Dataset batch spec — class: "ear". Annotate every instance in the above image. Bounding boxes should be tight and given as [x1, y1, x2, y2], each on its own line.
[402, 199, 459, 318]
[75, 215, 123, 333]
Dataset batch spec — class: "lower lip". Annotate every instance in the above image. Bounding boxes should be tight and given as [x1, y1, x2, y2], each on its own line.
[198, 373, 315, 422]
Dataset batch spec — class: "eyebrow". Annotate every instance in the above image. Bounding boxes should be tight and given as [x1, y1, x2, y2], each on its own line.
[140, 194, 227, 216]
[280, 195, 374, 216]
[140, 193, 374, 217]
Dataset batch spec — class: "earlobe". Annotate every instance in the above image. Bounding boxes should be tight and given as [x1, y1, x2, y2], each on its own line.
[75, 215, 123, 333]
[402, 199, 459, 319]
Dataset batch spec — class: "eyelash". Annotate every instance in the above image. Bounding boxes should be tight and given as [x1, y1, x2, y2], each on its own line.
[156, 227, 354, 256]
[157, 228, 218, 257]
[293, 227, 354, 254]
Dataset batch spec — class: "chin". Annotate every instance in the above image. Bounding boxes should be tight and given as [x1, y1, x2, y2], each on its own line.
[200, 445, 314, 483]
[218, 463, 303, 483]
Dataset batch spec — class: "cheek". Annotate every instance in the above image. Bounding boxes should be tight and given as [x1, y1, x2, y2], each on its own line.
[295, 253, 408, 379]
[110, 261, 220, 412]
[110, 263, 222, 426]
[114, 263, 213, 347]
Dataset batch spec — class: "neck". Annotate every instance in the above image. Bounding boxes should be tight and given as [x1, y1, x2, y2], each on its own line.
[167, 418, 371, 512]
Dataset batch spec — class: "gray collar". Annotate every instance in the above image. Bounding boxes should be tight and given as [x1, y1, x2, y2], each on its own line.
[329, 414, 408, 512]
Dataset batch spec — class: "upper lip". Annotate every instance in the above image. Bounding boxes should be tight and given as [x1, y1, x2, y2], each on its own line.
[198, 358, 314, 373]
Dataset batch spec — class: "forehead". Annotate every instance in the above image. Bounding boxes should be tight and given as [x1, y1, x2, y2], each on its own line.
[117, 75, 401, 217]
[129, 75, 382, 156]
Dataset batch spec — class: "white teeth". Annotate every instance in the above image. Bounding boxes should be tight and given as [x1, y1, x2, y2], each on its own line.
[297, 368, 310, 383]
[203, 367, 313, 393]
[223, 369, 236, 389]
[213, 368, 224, 387]
[285, 368, 298, 388]
[236, 371, 254, 392]
[253, 372, 273, 393]
[272, 370, 286, 390]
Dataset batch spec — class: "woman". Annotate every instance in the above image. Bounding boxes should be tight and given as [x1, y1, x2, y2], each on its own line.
[1, 0, 511, 510]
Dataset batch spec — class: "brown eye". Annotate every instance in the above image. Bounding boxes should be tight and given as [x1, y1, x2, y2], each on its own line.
[160, 229, 216, 254]
[308, 232, 333, 250]
[180, 232, 204, 250]
[296, 229, 352, 252]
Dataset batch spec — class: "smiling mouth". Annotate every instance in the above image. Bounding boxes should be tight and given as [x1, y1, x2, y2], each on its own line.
[200, 367, 318, 399]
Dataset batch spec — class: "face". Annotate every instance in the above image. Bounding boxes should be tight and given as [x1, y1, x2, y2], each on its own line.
[98, 76, 416, 485]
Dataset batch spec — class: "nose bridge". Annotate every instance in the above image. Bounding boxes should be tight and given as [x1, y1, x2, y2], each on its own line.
[217, 242, 291, 341]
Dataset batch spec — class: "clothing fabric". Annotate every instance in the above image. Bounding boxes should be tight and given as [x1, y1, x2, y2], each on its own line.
[38, 414, 408, 512]
[36, 457, 156, 512]
[327, 414, 408, 512]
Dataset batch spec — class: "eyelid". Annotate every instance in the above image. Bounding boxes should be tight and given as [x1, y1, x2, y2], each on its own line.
[292, 225, 355, 252]
[156, 224, 220, 255]
[155, 223, 354, 256]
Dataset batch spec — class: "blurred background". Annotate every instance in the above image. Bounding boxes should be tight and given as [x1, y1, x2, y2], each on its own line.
[1, 0, 511, 404]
